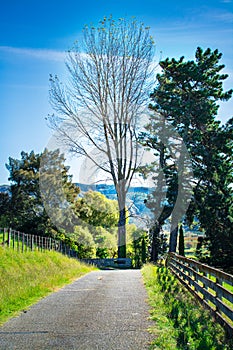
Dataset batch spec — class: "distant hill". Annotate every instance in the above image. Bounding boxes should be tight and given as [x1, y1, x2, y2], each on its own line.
[0, 185, 10, 194]
[0, 183, 152, 227]
[76, 182, 151, 197]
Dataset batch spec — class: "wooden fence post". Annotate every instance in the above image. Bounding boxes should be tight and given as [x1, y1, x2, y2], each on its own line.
[17, 231, 20, 252]
[3, 228, 7, 246]
[7, 228, 11, 248]
[31, 235, 34, 251]
[26, 234, 29, 251]
[22, 232, 25, 253]
[202, 271, 207, 301]
[12, 230, 15, 250]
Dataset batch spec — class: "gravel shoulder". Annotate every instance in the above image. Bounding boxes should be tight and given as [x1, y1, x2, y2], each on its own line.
[0, 269, 153, 350]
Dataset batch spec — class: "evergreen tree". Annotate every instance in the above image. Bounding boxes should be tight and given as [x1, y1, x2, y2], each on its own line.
[139, 112, 191, 260]
[4, 149, 79, 236]
[130, 229, 149, 268]
[187, 119, 233, 267]
[146, 47, 232, 265]
[0, 192, 10, 227]
[39, 149, 80, 233]
[147, 223, 168, 262]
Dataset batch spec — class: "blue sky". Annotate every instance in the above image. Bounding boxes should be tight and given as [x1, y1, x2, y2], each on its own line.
[1, 0, 233, 184]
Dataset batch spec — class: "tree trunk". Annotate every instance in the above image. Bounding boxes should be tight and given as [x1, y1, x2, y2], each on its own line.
[118, 207, 126, 258]
[150, 223, 160, 263]
[178, 224, 185, 256]
[117, 183, 127, 259]
[169, 214, 179, 252]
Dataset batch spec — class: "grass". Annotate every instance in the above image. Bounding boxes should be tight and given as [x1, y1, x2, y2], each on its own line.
[0, 246, 96, 325]
[224, 282, 233, 293]
[142, 264, 232, 350]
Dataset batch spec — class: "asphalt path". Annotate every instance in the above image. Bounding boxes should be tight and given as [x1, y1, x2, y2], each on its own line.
[0, 269, 153, 349]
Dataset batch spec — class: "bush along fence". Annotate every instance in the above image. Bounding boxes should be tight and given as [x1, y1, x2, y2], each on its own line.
[167, 252, 233, 337]
[0, 228, 78, 258]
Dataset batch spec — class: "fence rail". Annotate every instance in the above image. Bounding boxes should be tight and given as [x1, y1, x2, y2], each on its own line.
[167, 253, 233, 336]
[0, 227, 78, 258]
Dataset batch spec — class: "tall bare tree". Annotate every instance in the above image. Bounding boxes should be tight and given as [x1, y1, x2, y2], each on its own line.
[48, 16, 155, 258]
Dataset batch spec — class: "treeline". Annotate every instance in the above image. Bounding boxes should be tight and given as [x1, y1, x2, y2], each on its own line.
[0, 149, 148, 267]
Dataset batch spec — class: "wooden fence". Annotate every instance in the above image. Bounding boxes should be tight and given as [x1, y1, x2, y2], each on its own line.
[0, 227, 78, 258]
[167, 253, 233, 336]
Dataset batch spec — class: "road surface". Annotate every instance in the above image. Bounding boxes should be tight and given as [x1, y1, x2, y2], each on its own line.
[0, 269, 153, 349]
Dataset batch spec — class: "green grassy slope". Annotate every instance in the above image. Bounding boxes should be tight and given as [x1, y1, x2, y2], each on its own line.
[0, 246, 96, 325]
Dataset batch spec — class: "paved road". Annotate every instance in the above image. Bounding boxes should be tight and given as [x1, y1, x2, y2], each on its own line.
[0, 270, 153, 350]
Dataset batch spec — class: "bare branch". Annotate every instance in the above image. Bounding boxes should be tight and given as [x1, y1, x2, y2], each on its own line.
[48, 16, 155, 258]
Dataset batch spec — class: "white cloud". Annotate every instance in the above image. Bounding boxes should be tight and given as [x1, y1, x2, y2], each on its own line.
[0, 46, 66, 62]
[212, 11, 233, 23]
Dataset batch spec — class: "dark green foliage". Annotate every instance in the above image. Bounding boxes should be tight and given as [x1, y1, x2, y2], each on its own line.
[6, 151, 43, 233]
[138, 116, 180, 259]
[195, 236, 204, 260]
[146, 47, 233, 267]
[187, 119, 233, 268]
[150, 48, 232, 134]
[3, 149, 79, 236]
[0, 192, 10, 227]
[131, 230, 149, 268]
[141, 237, 147, 264]
[39, 149, 81, 233]
[96, 247, 109, 259]
[148, 222, 168, 262]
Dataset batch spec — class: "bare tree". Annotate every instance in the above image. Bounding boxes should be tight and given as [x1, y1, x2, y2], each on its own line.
[48, 16, 155, 258]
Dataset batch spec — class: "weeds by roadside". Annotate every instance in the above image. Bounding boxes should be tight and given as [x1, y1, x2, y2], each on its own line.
[142, 264, 232, 350]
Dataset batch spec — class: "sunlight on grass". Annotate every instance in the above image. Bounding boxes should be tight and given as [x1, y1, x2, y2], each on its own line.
[142, 264, 178, 349]
[0, 246, 96, 325]
[142, 264, 232, 350]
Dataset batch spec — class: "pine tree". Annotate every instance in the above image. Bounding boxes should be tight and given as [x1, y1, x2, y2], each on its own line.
[5, 149, 80, 236]
[147, 47, 232, 264]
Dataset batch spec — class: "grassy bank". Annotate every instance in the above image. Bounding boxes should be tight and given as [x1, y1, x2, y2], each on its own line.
[0, 246, 96, 325]
[142, 264, 232, 350]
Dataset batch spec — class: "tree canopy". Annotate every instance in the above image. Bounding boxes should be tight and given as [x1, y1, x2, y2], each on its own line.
[142, 47, 233, 266]
[1, 149, 79, 236]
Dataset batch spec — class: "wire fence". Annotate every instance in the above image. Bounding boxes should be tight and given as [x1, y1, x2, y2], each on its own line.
[0, 227, 78, 258]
